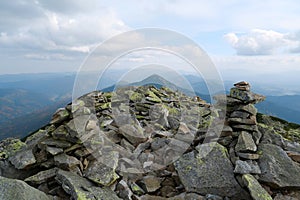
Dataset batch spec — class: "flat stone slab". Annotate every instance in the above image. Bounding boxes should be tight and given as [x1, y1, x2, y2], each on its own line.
[174, 142, 249, 199]
[258, 144, 300, 188]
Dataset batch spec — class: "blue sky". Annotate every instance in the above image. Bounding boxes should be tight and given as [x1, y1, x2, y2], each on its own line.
[0, 0, 300, 85]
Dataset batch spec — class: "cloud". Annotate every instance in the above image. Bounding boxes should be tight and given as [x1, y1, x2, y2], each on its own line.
[224, 29, 299, 55]
[0, 0, 129, 60]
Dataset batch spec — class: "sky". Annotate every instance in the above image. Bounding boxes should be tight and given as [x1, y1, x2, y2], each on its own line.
[0, 0, 300, 85]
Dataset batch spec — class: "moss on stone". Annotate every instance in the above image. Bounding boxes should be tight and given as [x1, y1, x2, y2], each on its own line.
[0, 139, 26, 159]
[129, 92, 144, 102]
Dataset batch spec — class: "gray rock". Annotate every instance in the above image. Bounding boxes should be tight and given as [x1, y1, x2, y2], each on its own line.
[56, 170, 121, 200]
[230, 88, 265, 103]
[234, 160, 261, 174]
[242, 174, 272, 200]
[46, 146, 63, 156]
[0, 176, 51, 200]
[258, 144, 300, 188]
[230, 111, 250, 119]
[116, 180, 134, 199]
[40, 138, 72, 148]
[235, 104, 257, 115]
[25, 168, 58, 184]
[9, 149, 36, 169]
[205, 194, 223, 200]
[252, 131, 262, 145]
[54, 153, 81, 170]
[174, 142, 248, 199]
[185, 193, 205, 200]
[228, 116, 256, 125]
[237, 152, 260, 160]
[119, 124, 147, 146]
[235, 131, 257, 152]
[232, 124, 258, 132]
[274, 191, 300, 200]
[50, 108, 69, 124]
[139, 175, 162, 193]
[84, 151, 119, 186]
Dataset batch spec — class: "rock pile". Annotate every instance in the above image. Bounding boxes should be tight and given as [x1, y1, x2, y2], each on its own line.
[0, 83, 300, 200]
[214, 81, 300, 200]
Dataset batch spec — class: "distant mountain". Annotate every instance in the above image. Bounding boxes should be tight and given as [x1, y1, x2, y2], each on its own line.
[0, 99, 69, 140]
[0, 88, 52, 123]
[103, 74, 211, 102]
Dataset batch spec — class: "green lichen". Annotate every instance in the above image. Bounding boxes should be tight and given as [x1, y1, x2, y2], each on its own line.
[162, 104, 180, 116]
[145, 90, 162, 103]
[0, 139, 26, 159]
[129, 92, 144, 102]
[243, 174, 272, 200]
[103, 92, 112, 99]
[99, 102, 111, 110]
[75, 189, 89, 200]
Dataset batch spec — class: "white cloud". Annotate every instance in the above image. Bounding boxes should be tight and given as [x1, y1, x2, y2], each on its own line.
[0, 1, 130, 59]
[224, 29, 299, 55]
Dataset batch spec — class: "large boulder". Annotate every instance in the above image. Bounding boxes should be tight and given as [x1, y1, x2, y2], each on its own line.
[56, 170, 121, 200]
[242, 174, 272, 200]
[0, 176, 51, 200]
[174, 142, 249, 199]
[258, 144, 300, 188]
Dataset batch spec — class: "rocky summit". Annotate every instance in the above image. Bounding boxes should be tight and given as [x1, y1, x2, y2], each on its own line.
[0, 83, 300, 200]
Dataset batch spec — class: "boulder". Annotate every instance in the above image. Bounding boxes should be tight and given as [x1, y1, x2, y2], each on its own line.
[174, 142, 248, 199]
[25, 168, 58, 185]
[9, 149, 36, 169]
[0, 176, 51, 200]
[56, 170, 121, 200]
[242, 174, 272, 200]
[234, 160, 261, 174]
[235, 131, 257, 152]
[258, 144, 300, 188]
[84, 151, 119, 186]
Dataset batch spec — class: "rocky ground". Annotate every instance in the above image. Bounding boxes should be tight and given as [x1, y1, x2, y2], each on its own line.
[0, 83, 300, 200]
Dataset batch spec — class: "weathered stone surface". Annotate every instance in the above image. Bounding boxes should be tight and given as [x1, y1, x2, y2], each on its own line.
[228, 116, 256, 125]
[25, 168, 58, 184]
[237, 152, 260, 160]
[40, 138, 72, 148]
[46, 146, 63, 156]
[0, 176, 51, 200]
[230, 111, 250, 119]
[242, 174, 272, 200]
[258, 144, 300, 188]
[232, 124, 258, 132]
[139, 175, 162, 193]
[235, 131, 257, 152]
[116, 180, 134, 199]
[54, 153, 80, 170]
[56, 170, 121, 200]
[174, 142, 248, 199]
[50, 108, 69, 124]
[119, 124, 147, 146]
[235, 104, 257, 115]
[230, 88, 265, 103]
[234, 81, 250, 91]
[274, 191, 300, 200]
[0, 138, 26, 159]
[230, 88, 255, 103]
[9, 149, 36, 169]
[84, 151, 119, 186]
[234, 160, 261, 174]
